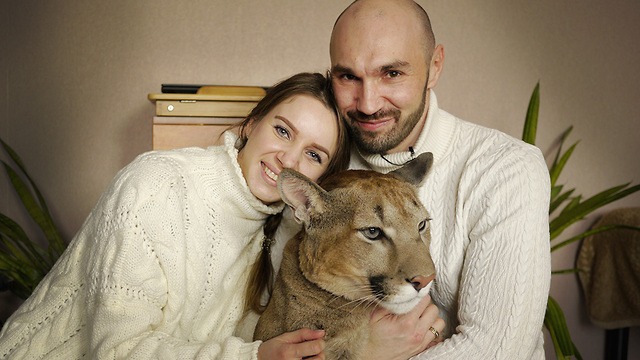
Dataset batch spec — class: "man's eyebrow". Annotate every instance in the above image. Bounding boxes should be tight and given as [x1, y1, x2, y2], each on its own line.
[380, 60, 410, 72]
[331, 61, 411, 75]
[275, 115, 332, 156]
[331, 64, 352, 75]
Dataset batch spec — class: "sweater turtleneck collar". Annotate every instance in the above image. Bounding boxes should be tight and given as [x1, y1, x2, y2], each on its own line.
[353, 91, 455, 173]
[217, 131, 284, 220]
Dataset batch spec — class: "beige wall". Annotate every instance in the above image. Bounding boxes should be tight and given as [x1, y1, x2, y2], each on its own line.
[2, 1, 639, 358]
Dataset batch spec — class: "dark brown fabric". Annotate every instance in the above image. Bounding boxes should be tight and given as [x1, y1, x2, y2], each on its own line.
[577, 207, 640, 329]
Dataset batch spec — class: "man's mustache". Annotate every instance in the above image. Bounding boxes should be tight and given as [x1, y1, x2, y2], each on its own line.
[346, 109, 401, 122]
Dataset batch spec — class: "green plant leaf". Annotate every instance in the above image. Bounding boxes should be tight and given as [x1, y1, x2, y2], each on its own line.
[0, 248, 39, 282]
[558, 195, 582, 218]
[550, 184, 563, 204]
[0, 242, 30, 274]
[552, 268, 582, 275]
[0, 139, 50, 215]
[0, 244, 42, 299]
[549, 141, 578, 189]
[0, 211, 30, 243]
[0, 212, 51, 273]
[551, 224, 640, 252]
[1, 161, 64, 261]
[549, 183, 640, 240]
[1, 139, 65, 257]
[550, 188, 575, 215]
[0, 137, 67, 299]
[0, 230, 41, 275]
[545, 295, 582, 359]
[522, 82, 540, 145]
[549, 126, 573, 174]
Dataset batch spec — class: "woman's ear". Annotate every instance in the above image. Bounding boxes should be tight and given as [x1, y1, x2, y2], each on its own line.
[242, 118, 257, 139]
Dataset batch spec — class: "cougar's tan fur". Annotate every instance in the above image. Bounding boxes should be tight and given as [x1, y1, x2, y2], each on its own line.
[254, 153, 435, 360]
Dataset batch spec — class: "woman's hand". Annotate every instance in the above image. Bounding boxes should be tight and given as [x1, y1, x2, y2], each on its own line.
[361, 295, 444, 360]
[257, 328, 326, 360]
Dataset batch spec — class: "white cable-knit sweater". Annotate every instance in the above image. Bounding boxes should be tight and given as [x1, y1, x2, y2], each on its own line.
[0, 132, 283, 359]
[349, 93, 552, 359]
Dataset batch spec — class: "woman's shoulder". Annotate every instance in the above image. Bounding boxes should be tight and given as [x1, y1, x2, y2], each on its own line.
[131, 131, 237, 173]
[125, 148, 205, 179]
[133, 146, 213, 169]
[103, 147, 222, 201]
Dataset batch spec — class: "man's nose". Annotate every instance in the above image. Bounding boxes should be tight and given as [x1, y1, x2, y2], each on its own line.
[357, 79, 383, 115]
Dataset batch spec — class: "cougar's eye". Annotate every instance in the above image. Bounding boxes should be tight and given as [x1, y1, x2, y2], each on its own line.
[419, 219, 431, 232]
[361, 227, 384, 240]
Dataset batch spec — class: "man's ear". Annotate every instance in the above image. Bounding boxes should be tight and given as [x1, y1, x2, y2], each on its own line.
[277, 169, 329, 224]
[427, 44, 445, 90]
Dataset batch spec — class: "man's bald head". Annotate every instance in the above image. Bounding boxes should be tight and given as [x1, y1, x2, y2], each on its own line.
[331, 0, 436, 63]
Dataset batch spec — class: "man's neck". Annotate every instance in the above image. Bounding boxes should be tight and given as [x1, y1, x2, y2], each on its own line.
[384, 109, 429, 155]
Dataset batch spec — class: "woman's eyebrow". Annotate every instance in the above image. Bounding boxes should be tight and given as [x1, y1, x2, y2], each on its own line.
[275, 115, 298, 134]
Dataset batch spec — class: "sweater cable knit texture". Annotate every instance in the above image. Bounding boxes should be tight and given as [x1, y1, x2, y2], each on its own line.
[349, 92, 551, 359]
[0, 132, 282, 360]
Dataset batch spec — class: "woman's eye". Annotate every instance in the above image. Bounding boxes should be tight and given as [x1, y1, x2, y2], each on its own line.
[275, 125, 290, 139]
[361, 227, 383, 240]
[307, 150, 322, 164]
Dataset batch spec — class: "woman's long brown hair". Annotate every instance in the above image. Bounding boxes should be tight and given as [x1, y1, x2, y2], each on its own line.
[236, 72, 350, 314]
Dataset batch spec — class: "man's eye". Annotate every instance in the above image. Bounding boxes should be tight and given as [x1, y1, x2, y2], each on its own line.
[361, 227, 384, 240]
[386, 70, 401, 78]
[341, 74, 357, 81]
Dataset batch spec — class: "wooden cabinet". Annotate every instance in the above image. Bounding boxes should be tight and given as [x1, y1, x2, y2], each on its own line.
[148, 86, 266, 150]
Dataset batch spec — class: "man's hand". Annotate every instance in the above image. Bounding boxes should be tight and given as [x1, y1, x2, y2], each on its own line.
[361, 295, 444, 360]
[257, 328, 326, 360]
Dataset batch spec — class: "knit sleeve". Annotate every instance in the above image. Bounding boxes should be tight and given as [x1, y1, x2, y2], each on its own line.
[84, 153, 261, 360]
[417, 144, 551, 359]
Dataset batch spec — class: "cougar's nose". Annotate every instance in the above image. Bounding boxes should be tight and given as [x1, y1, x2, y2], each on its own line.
[409, 274, 436, 291]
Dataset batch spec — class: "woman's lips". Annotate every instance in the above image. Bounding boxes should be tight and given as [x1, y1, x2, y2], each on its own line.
[262, 162, 278, 185]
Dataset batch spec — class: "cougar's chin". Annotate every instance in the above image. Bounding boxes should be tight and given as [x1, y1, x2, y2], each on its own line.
[381, 281, 433, 314]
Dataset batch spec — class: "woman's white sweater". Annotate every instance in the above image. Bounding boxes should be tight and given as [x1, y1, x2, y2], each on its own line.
[0, 132, 282, 359]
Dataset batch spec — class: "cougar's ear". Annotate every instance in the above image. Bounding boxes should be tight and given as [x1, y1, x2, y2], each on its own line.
[277, 169, 329, 224]
[390, 152, 434, 186]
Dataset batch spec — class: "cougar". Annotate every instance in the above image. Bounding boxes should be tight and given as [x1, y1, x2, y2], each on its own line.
[254, 152, 436, 360]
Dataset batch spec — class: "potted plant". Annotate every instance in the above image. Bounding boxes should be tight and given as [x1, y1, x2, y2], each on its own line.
[0, 139, 66, 300]
[521, 83, 640, 360]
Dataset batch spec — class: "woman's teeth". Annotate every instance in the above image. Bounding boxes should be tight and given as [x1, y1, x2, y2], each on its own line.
[264, 165, 278, 181]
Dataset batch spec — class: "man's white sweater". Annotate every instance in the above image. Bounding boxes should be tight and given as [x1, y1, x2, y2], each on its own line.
[0, 132, 282, 359]
[349, 93, 551, 359]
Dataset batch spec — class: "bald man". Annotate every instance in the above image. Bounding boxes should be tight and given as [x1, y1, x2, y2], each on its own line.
[328, 0, 551, 359]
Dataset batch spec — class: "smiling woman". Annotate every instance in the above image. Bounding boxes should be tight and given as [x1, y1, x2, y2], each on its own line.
[0, 72, 350, 360]
[237, 95, 339, 204]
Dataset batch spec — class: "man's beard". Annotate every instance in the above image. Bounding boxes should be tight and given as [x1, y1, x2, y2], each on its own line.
[344, 84, 428, 154]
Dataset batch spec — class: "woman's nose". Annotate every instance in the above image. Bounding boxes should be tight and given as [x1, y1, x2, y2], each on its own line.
[277, 150, 300, 170]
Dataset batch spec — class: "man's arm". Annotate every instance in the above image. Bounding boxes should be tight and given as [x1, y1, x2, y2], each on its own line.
[416, 146, 551, 359]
